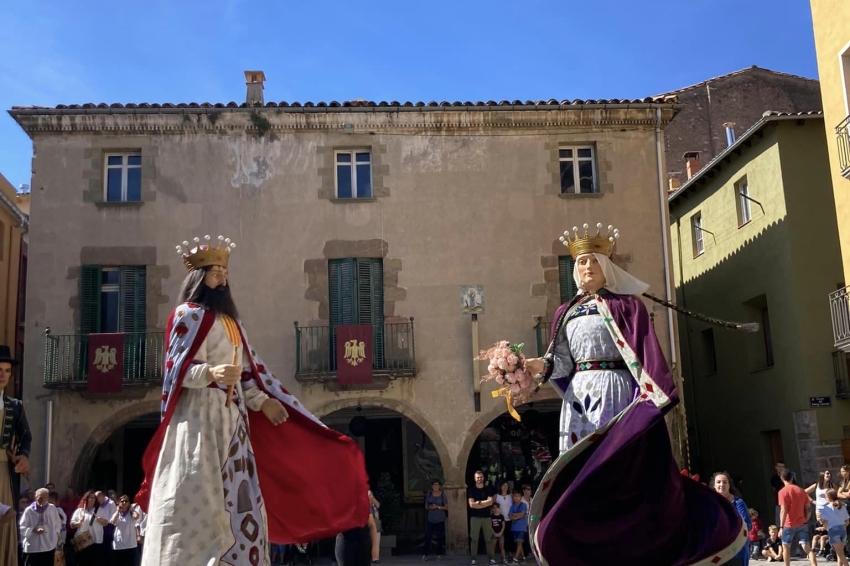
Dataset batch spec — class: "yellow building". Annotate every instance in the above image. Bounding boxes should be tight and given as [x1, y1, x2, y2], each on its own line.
[0, 173, 28, 397]
[811, 1, 850, 355]
[669, 112, 848, 515]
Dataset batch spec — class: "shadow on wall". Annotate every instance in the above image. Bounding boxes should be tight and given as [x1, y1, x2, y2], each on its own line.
[673, 216, 842, 518]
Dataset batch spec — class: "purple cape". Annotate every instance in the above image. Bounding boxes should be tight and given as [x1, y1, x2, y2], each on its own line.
[534, 292, 745, 566]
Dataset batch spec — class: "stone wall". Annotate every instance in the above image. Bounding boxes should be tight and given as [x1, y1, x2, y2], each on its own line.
[794, 409, 845, 486]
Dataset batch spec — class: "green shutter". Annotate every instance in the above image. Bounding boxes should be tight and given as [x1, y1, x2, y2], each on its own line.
[357, 259, 384, 368]
[329, 259, 355, 370]
[80, 265, 102, 333]
[120, 266, 147, 381]
[558, 256, 577, 304]
[329, 259, 356, 327]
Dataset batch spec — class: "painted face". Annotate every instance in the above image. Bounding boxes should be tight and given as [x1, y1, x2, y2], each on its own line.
[204, 265, 228, 289]
[713, 474, 731, 496]
[576, 254, 607, 291]
[0, 362, 12, 390]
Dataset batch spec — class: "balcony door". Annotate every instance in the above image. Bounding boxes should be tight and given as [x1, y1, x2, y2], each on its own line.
[81, 265, 147, 380]
[329, 258, 384, 370]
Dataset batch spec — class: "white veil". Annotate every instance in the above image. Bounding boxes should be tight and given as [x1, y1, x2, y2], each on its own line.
[572, 253, 650, 296]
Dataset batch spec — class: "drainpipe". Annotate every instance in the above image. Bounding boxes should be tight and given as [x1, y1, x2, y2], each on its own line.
[654, 108, 678, 367]
[45, 400, 53, 483]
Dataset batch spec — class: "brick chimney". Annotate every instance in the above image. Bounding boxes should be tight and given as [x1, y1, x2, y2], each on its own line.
[245, 71, 266, 106]
[684, 152, 701, 180]
[668, 173, 682, 193]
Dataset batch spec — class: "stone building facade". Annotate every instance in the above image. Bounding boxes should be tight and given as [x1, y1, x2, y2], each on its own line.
[10, 82, 683, 553]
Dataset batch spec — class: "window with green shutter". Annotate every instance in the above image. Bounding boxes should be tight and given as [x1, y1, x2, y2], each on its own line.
[558, 256, 578, 304]
[329, 258, 384, 370]
[80, 265, 147, 380]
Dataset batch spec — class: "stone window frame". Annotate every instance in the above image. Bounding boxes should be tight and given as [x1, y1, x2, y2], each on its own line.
[83, 140, 157, 207]
[316, 136, 390, 202]
[68, 246, 170, 331]
[544, 139, 614, 198]
[303, 239, 406, 324]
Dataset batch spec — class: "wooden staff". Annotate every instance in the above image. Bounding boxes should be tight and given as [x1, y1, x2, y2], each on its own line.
[225, 346, 237, 408]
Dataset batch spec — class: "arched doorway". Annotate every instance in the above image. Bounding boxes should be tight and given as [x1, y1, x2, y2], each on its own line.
[88, 412, 159, 496]
[464, 399, 562, 491]
[322, 406, 445, 555]
[78, 412, 159, 496]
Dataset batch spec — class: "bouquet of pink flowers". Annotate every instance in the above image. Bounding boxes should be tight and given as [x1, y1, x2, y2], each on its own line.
[477, 341, 537, 420]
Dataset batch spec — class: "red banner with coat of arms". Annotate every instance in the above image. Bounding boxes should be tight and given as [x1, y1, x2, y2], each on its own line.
[87, 333, 124, 394]
[336, 325, 373, 385]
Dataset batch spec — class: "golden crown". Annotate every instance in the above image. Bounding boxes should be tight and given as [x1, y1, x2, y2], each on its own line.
[559, 223, 619, 258]
[175, 235, 237, 271]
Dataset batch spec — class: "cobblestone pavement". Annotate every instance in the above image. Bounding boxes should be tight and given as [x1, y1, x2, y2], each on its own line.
[303, 554, 819, 565]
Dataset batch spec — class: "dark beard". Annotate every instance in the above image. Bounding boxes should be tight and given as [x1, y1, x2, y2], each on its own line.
[198, 285, 239, 319]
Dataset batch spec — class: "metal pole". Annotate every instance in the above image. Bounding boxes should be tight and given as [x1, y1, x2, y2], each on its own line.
[44, 400, 53, 484]
[472, 314, 480, 412]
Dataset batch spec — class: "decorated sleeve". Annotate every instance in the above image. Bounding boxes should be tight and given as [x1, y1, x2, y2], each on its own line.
[243, 387, 270, 412]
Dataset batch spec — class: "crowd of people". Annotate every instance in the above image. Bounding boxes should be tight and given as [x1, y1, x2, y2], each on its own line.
[712, 462, 850, 566]
[9, 484, 146, 566]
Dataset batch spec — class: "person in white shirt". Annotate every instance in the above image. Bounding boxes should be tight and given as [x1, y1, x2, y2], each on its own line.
[19, 488, 62, 566]
[48, 491, 66, 550]
[70, 491, 105, 565]
[110, 495, 139, 566]
[820, 490, 850, 566]
[95, 491, 116, 561]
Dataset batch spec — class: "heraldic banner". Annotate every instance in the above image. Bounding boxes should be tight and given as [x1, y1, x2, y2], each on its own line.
[87, 333, 124, 394]
[336, 324, 373, 385]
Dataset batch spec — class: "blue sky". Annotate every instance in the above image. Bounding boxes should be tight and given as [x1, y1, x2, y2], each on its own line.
[0, 0, 819, 190]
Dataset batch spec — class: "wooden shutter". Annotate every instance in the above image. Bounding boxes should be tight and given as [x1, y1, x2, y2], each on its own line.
[80, 265, 102, 334]
[120, 266, 147, 333]
[79, 265, 101, 380]
[329, 259, 356, 370]
[357, 259, 384, 368]
[120, 266, 147, 381]
[558, 256, 577, 304]
[329, 259, 356, 327]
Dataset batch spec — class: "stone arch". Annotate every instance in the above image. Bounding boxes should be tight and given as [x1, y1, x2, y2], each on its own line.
[70, 399, 162, 491]
[456, 387, 561, 480]
[312, 396, 458, 484]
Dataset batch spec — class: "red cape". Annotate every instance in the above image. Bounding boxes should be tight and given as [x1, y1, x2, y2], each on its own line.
[136, 305, 370, 543]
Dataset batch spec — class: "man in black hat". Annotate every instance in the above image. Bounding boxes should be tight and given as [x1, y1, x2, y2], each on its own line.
[0, 344, 31, 566]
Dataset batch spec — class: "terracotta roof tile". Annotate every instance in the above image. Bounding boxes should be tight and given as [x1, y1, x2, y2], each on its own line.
[12, 96, 677, 112]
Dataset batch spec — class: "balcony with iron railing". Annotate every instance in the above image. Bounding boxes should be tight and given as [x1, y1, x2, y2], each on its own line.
[838, 115, 850, 179]
[535, 317, 552, 357]
[831, 286, 850, 353]
[294, 318, 416, 382]
[43, 330, 165, 388]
